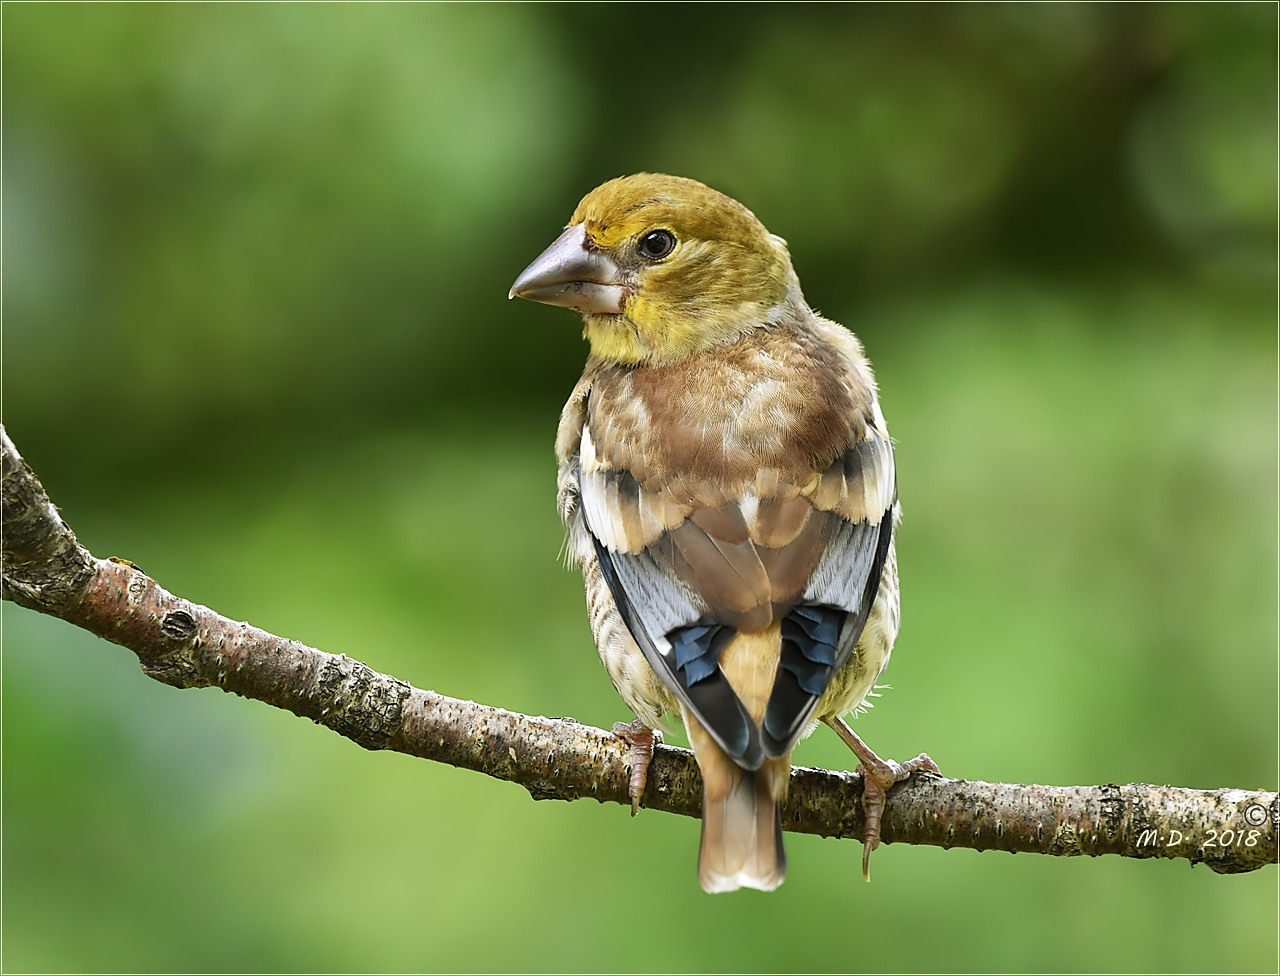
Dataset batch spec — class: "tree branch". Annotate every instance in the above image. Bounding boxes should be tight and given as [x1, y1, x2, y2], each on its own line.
[3, 424, 1275, 875]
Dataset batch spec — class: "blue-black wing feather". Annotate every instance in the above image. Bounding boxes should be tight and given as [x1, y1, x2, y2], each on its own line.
[590, 531, 766, 769]
[761, 512, 893, 756]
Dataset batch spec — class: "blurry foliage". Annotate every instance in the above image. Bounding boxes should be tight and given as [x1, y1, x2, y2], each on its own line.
[6, 4, 1273, 482]
[2, 4, 1276, 974]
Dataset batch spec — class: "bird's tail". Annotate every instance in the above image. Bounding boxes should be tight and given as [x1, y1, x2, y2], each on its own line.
[698, 759, 789, 893]
[688, 715, 790, 893]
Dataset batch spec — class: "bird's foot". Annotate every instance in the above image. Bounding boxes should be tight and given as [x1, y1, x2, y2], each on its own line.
[612, 718, 661, 816]
[826, 716, 939, 882]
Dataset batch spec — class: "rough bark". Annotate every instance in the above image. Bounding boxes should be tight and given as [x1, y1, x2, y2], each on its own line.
[3, 425, 1276, 874]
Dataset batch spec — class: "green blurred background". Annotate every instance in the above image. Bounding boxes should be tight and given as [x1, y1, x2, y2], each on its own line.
[3, 4, 1276, 973]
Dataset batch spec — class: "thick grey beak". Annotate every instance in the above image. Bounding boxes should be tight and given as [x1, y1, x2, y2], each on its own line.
[508, 224, 625, 315]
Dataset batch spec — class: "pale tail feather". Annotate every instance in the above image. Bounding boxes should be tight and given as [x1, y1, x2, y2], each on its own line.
[698, 760, 788, 893]
[687, 627, 790, 893]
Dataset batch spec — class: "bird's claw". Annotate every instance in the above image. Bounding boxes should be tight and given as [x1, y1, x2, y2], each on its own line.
[855, 751, 939, 881]
[826, 716, 939, 882]
[612, 718, 660, 816]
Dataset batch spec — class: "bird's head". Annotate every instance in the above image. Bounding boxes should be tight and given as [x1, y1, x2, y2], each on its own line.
[509, 173, 802, 365]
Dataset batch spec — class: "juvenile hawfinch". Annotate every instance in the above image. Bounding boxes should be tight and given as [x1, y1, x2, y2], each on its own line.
[510, 173, 936, 892]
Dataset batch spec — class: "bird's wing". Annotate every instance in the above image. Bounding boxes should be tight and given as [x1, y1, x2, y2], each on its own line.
[575, 419, 768, 769]
[574, 405, 896, 770]
[767, 429, 897, 756]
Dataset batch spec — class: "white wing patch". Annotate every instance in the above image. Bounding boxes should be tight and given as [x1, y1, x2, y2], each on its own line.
[579, 423, 690, 555]
[856, 432, 895, 524]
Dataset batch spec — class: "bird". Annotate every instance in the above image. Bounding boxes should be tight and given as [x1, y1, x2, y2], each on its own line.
[509, 173, 936, 892]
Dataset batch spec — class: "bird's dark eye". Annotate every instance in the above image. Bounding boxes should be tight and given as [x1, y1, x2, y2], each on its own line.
[637, 229, 677, 260]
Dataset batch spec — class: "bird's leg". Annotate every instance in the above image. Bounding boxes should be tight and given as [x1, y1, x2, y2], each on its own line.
[825, 716, 939, 882]
[612, 718, 661, 816]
